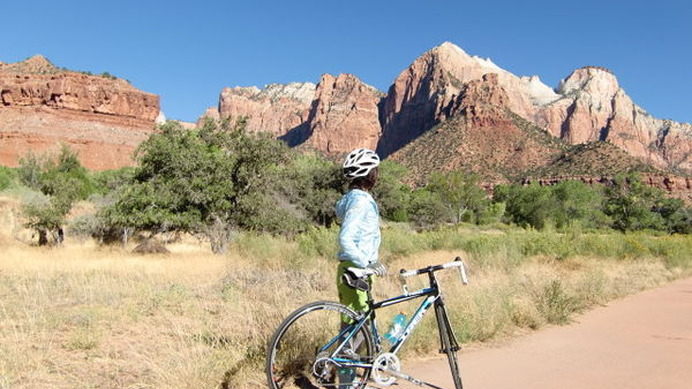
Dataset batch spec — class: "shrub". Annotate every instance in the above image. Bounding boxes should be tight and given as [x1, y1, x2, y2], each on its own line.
[534, 280, 579, 324]
[0, 166, 16, 191]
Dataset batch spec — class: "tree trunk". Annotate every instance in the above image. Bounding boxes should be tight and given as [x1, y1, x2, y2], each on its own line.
[38, 229, 48, 246]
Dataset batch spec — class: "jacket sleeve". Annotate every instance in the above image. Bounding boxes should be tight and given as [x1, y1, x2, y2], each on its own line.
[338, 197, 369, 268]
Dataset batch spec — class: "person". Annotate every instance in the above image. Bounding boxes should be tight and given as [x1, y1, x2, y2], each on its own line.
[335, 148, 386, 388]
[336, 148, 384, 316]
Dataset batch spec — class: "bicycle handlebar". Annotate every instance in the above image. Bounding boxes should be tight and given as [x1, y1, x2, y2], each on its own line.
[347, 257, 469, 293]
[399, 257, 469, 289]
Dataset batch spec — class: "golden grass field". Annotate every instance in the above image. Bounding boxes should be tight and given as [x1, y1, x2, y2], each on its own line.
[1, 197, 690, 389]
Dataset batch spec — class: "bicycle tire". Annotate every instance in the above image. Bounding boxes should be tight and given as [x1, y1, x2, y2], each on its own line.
[436, 305, 463, 389]
[266, 301, 375, 389]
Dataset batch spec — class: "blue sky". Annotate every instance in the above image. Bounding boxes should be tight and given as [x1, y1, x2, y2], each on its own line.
[2, 0, 690, 124]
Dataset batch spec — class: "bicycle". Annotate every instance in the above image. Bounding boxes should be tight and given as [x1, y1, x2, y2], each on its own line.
[266, 257, 469, 389]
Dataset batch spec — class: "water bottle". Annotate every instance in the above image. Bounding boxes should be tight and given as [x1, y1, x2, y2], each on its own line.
[383, 312, 407, 344]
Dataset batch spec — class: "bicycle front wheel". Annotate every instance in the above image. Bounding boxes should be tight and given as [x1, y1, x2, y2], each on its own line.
[266, 301, 375, 389]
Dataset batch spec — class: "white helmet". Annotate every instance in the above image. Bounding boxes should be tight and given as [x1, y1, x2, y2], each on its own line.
[343, 148, 380, 179]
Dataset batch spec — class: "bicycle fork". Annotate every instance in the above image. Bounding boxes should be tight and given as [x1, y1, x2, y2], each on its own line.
[434, 299, 460, 354]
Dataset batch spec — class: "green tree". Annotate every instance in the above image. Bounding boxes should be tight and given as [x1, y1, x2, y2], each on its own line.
[18, 145, 95, 245]
[280, 152, 344, 228]
[603, 173, 665, 231]
[551, 180, 608, 229]
[92, 167, 136, 194]
[0, 166, 16, 191]
[495, 183, 555, 229]
[427, 170, 488, 224]
[22, 192, 67, 245]
[372, 160, 411, 222]
[101, 119, 293, 253]
[651, 197, 690, 234]
[408, 188, 453, 230]
[17, 151, 45, 191]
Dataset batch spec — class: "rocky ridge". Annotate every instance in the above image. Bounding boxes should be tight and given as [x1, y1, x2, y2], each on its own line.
[206, 42, 690, 176]
[388, 73, 567, 185]
[205, 42, 690, 200]
[536, 66, 692, 173]
[0, 55, 160, 170]
[2, 45, 691, 200]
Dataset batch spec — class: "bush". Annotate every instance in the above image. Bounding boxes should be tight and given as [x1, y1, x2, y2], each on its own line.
[0, 167, 16, 191]
[533, 280, 580, 324]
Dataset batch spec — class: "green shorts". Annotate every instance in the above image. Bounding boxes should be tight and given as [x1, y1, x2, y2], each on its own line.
[336, 261, 372, 322]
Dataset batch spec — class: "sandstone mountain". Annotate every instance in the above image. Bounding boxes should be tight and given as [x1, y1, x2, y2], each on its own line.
[205, 42, 690, 198]
[2, 44, 690, 200]
[202, 73, 384, 156]
[536, 66, 692, 173]
[388, 73, 567, 185]
[377, 42, 559, 157]
[0, 55, 160, 170]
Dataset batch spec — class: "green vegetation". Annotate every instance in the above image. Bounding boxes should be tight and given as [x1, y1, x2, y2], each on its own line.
[493, 174, 689, 234]
[0, 166, 16, 191]
[15, 146, 95, 244]
[98, 118, 294, 253]
[1, 121, 689, 248]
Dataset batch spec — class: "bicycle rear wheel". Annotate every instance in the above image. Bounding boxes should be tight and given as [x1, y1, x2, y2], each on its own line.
[266, 301, 374, 389]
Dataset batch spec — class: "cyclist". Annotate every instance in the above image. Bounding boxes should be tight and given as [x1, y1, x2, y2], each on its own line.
[336, 148, 385, 388]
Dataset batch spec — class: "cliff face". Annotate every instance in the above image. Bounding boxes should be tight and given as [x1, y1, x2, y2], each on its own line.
[302, 73, 383, 155]
[377, 42, 559, 157]
[205, 42, 691, 202]
[0, 55, 159, 170]
[204, 42, 691, 179]
[203, 73, 383, 157]
[214, 82, 315, 137]
[536, 66, 692, 173]
[389, 73, 565, 185]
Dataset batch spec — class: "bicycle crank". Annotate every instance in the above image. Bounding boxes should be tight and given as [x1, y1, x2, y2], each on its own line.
[372, 353, 400, 386]
[374, 353, 446, 389]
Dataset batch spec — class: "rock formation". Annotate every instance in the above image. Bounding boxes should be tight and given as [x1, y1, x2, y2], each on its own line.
[536, 66, 692, 173]
[203, 41, 690, 202]
[204, 42, 690, 180]
[202, 74, 383, 156]
[377, 42, 559, 157]
[0, 55, 159, 170]
[388, 73, 565, 185]
[301, 73, 383, 155]
[215, 82, 315, 137]
[5, 42, 687, 202]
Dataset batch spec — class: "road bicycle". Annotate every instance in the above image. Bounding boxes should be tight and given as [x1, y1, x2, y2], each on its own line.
[266, 257, 469, 389]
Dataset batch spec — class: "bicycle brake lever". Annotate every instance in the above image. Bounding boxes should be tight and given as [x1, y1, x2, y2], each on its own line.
[459, 260, 469, 285]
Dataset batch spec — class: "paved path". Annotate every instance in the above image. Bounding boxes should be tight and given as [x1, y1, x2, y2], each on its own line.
[397, 277, 692, 389]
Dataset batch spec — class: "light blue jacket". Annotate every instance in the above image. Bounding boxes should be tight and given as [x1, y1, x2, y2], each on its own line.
[336, 189, 381, 268]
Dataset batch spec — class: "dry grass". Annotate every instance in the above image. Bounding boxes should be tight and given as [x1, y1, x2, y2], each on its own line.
[0, 225, 689, 388]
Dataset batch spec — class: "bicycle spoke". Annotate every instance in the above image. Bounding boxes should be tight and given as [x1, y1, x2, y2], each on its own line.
[267, 302, 374, 389]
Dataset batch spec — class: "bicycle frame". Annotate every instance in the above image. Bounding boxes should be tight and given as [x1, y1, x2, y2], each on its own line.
[331, 265, 459, 368]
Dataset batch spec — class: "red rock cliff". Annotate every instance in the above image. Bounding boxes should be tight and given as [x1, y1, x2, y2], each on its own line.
[0, 55, 159, 170]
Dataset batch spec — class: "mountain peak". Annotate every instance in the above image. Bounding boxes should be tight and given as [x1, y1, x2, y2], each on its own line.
[557, 66, 620, 96]
[427, 41, 502, 73]
[0, 55, 57, 74]
[434, 41, 468, 56]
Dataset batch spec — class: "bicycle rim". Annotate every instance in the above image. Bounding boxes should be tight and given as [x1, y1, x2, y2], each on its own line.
[266, 301, 374, 389]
